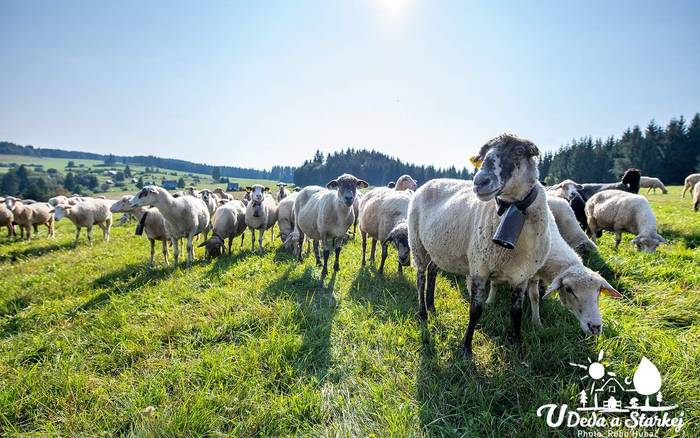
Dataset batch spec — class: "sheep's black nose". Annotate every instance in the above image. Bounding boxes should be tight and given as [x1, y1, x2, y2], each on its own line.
[587, 323, 601, 335]
[474, 173, 491, 188]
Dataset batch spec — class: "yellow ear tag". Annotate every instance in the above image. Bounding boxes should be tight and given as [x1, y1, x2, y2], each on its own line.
[469, 156, 483, 169]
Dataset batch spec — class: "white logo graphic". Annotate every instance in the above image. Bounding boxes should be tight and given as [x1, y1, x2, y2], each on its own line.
[537, 351, 685, 434]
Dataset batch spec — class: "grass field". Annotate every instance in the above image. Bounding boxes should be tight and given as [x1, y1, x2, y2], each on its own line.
[0, 187, 698, 436]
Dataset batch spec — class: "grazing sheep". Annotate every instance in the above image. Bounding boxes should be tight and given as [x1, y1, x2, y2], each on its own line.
[682, 173, 700, 199]
[693, 182, 700, 211]
[578, 168, 641, 200]
[213, 187, 234, 201]
[0, 202, 14, 238]
[244, 185, 278, 255]
[198, 235, 224, 258]
[4, 197, 55, 239]
[409, 134, 549, 356]
[585, 190, 667, 252]
[111, 195, 170, 266]
[130, 186, 210, 265]
[293, 174, 368, 279]
[200, 200, 247, 254]
[639, 176, 668, 194]
[394, 174, 418, 191]
[359, 188, 412, 274]
[276, 183, 289, 202]
[277, 192, 299, 250]
[53, 198, 112, 245]
[487, 209, 620, 334]
[546, 195, 596, 254]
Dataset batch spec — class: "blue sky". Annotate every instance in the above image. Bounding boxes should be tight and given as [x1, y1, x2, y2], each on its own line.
[1, 1, 699, 169]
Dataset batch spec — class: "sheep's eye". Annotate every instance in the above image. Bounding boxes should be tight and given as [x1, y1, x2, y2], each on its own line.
[565, 286, 573, 294]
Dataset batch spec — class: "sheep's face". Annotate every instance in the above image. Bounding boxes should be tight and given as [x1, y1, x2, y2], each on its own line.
[327, 174, 369, 207]
[131, 186, 159, 207]
[473, 134, 539, 201]
[185, 187, 198, 197]
[396, 175, 418, 191]
[199, 236, 223, 258]
[385, 222, 411, 266]
[53, 205, 72, 221]
[632, 234, 667, 253]
[200, 190, 213, 204]
[545, 268, 621, 335]
[110, 196, 134, 213]
[250, 185, 269, 204]
[552, 180, 583, 199]
[4, 197, 18, 211]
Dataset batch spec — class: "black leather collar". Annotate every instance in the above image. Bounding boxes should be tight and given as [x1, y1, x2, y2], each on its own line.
[495, 185, 538, 216]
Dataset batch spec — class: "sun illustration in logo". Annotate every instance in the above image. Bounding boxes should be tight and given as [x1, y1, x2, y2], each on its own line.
[570, 350, 616, 381]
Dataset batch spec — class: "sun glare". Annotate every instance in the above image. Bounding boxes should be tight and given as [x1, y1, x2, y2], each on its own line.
[376, 0, 407, 19]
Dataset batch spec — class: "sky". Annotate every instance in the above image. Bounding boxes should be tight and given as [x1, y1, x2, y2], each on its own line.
[1, 0, 699, 170]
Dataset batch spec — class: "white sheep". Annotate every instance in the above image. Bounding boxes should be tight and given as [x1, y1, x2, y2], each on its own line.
[546, 179, 583, 200]
[200, 200, 247, 254]
[408, 134, 549, 356]
[4, 197, 55, 240]
[213, 187, 234, 201]
[394, 174, 418, 191]
[293, 174, 368, 279]
[692, 181, 700, 211]
[350, 190, 364, 237]
[0, 202, 14, 238]
[487, 208, 620, 334]
[53, 198, 113, 245]
[639, 176, 668, 194]
[130, 186, 210, 265]
[682, 173, 700, 199]
[585, 189, 667, 252]
[277, 191, 298, 250]
[244, 185, 278, 255]
[110, 195, 170, 266]
[546, 194, 596, 254]
[198, 189, 219, 239]
[358, 188, 412, 274]
[276, 183, 289, 202]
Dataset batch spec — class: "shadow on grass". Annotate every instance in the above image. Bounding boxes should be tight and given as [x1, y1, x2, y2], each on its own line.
[0, 240, 75, 263]
[583, 250, 630, 297]
[658, 227, 700, 249]
[346, 264, 415, 322]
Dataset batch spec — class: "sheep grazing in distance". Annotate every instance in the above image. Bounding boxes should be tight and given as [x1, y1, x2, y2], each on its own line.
[130, 186, 210, 266]
[682, 173, 700, 199]
[639, 176, 668, 194]
[394, 174, 418, 191]
[487, 208, 620, 334]
[692, 181, 700, 211]
[409, 134, 549, 356]
[0, 202, 15, 238]
[213, 187, 234, 201]
[276, 183, 289, 202]
[111, 195, 170, 266]
[359, 188, 412, 274]
[244, 185, 278, 255]
[53, 198, 113, 245]
[546, 195, 596, 254]
[277, 192, 299, 250]
[293, 174, 368, 279]
[4, 197, 55, 240]
[200, 200, 247, 254]
[585, 190, 667, 252]
[577, 168, 641, 200]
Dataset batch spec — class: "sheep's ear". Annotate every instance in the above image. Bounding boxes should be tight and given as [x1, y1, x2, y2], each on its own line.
[264, 187, 270, 192]
[245, 187, 252, 192]
[198, 240, 209, 248]
[48, 207, 55, 214]
[357, 180, 369, 189]
[631, 236, 642, 245]
[575, 183, 584, 190]
[543, 276, 563, 299]
[655, 233, 668, 244]
[326, 180, 339, 189]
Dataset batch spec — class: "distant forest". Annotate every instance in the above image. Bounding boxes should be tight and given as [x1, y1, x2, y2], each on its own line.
[293, 149, 473, 187]
[539, 113, 700, 185]
[0, 142, 295, 182]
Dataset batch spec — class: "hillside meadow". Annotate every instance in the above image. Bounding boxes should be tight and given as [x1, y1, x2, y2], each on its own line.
[0, 187, 698, 436]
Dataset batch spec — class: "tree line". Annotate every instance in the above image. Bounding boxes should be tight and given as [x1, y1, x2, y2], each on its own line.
[293, 148, 473, 187]
[539, 113, 700, 185]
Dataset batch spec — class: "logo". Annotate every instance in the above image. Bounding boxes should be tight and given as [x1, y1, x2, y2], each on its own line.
[537, 351, 685, 436]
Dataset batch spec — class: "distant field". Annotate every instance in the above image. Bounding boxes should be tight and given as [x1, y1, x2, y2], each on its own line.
[0, 154, 292, 198]
[0, 187, 697, 436]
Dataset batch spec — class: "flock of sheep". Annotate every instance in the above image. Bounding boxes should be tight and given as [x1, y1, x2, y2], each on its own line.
[2, 133, 699, 357]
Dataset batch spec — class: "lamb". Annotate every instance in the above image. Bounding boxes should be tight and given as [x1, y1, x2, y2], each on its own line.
[110, 195, 170, 266]
[585, 190, 667, 252]
[277, 192, 299, 250]
[199, 200, 247, 254]
[293, 174, 368, 279]
[212, 187, 234, 201]
[244, 185, 278, 255]
[692, 182, 700, 211]
[4, 197, 55, 240]
[487, 208, 620, 334]
[130, 186, 210, 265]
[53, 198, 113, 245]
[358, 188, 412, 274]
[276, 183, 289, 202]
[546, 195, 596, 254]
[0, 202, 14, 238]
[408, 134, 549, 356]
[682, 173, 700, 199]
[394, 174, 418, 191]
[639, 176, 668, 194]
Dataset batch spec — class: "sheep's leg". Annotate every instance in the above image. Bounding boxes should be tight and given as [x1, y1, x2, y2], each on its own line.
[172, 237, 180, 265]
[258, 230, 264, 255]
[460, 276, 487, 357]
[508, 281, 527, 353]
[528, 279, 542, 327]
[186, 235, 194, 266]
[26, 224, 32, 240]
[162, 240, 169, 266]
[369, 238, 377, 263]
[416, 267, 428, 321]
[321, 239, 332, 280]
[426, 262, 438, 313]
[361, 231, 367, 266]
[74, 227, 81, 245]
[228, 237, 233, 254]
[378, 241, 388, 275]
[587, 222, 598, 242]
[105, 218, 111, 241]
[313, 240, 321, 266]
[333, 238, 341, 272]
[270, 227, 274, 243]
[614, 231, 622, 248]
[240, 231, 245, 248]
[33, 224, 38, 234]
[149, 238, 155, 267]
[296, 231, 305, 261]
[250, 228, 256, 252]
[486, 281, 497, 305]
[647, 187, 652, 194]
[87, 226, 94, 246]
[397, 260, 403, 275]
[682, 184, 689, 199]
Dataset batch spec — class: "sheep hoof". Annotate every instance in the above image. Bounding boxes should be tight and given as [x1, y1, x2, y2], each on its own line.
[427, 304, 435, 313]
[416, 309, 428, 321]
[321, 268, 328, 279]
[458, 345, 473, 359]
